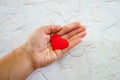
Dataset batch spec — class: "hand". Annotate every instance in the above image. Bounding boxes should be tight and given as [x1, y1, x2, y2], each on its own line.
[24, 22, 86, 69]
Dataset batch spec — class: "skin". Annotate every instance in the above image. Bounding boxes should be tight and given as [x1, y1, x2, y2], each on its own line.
[0, 22, 86, 80]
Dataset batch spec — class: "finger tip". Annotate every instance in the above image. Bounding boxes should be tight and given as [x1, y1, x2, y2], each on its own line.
[77, 38, 82, 43]
[83, 26, 86, 30]
[73, 21, 80, 24]
[67, 22, 81, 29]
[72, 21, 81, 26]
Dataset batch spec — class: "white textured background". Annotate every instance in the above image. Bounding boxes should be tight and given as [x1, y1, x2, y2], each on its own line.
[0, 0, 120, 80]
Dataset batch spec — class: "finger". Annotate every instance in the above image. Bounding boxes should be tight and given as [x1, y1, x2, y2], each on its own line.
[43, 25, 62, 34]
[57, 22, 81, 35]
[62, 26, 86, 39]
[63, 38, 82, 54]
[69, 31, 86, 41]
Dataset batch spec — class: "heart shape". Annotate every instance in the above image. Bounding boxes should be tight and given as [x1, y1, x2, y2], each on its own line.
[50, 34, 69, 50]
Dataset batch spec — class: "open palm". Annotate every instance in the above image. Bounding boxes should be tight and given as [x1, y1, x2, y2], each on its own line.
[25, 22, 86, 69]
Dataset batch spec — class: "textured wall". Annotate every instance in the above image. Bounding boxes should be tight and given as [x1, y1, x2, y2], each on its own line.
[0, 0, 120, 80]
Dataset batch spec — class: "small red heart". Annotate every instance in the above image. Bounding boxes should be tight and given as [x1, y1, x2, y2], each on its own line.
[50, 34, 69, 50]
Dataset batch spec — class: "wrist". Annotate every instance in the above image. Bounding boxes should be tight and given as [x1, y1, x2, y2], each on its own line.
[10, 45, 35, 80]
[22, 41, 42, 69]
[18, 44, 35, 70]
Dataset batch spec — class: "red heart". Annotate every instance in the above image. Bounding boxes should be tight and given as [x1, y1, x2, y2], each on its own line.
[50, 34, 69, 50]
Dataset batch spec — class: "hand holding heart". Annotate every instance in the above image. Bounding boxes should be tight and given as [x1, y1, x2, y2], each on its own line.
[25, 22, 86, 69]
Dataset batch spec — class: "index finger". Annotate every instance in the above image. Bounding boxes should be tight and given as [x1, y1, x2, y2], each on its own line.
[57, 22, 81, 35]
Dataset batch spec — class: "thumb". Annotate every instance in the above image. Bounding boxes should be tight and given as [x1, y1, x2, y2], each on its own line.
[44, 25, 62, 34]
